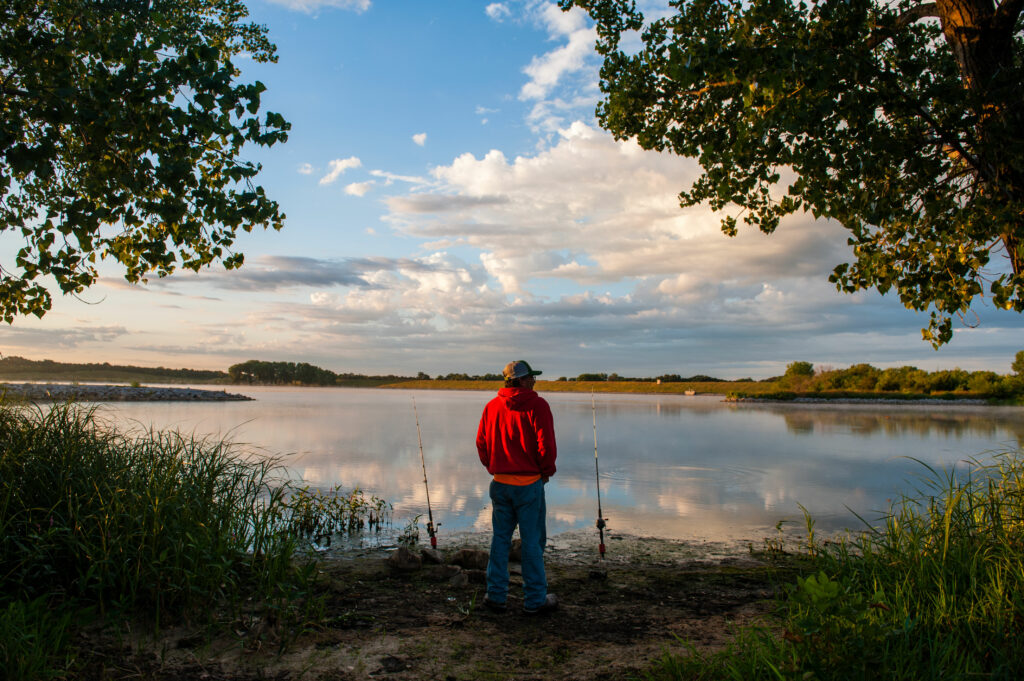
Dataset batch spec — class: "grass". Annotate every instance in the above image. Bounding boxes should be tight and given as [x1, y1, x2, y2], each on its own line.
[646, 450, 1024, 680]
[0, 402, 389, 677]
[727, 389, 995, 402]
[380, 379, 775, 395]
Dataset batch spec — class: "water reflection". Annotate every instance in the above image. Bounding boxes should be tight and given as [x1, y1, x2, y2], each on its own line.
[766, 403, 1024, 444]
[96, 388, 1024, 543]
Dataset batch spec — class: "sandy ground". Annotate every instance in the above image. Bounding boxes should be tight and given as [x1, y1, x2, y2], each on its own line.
[74, 533, 799, 681]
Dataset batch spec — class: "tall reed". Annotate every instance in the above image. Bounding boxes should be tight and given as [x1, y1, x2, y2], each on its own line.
[647, 449, 1024, 680]
[1, 402, 398, 675]
[0, 403, 318, 620]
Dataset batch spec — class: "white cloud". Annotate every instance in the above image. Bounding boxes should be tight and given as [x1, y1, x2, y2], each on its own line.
[520, 27, 596, 101]
[486, 3, 511, 21]
[345, 181, 375, 196]
[298, 163, 314, 175]
[537, 1, 589, 37]
[519, 3, 597, 101]
[319, 156, 362, 185]
[412, 132, 427, 146]
[369, 169, 431, 186]
[266, 0, 370, 13]
[385, 121, 851, 317]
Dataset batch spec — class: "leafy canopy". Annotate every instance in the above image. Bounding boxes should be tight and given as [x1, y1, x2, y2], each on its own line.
[0, 0, 290, 322]
[563, 0, 1024, 345]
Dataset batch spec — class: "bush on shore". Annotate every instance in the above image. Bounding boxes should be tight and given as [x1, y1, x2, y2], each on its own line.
[647, 451, 1024, 680]
[0, 403, 385, 679]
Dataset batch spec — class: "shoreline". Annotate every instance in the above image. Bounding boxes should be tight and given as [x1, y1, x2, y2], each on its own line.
[74, 533, 789, 681]
[0, 380, 1017, 408]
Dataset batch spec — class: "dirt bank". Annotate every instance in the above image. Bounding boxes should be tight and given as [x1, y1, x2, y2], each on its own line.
[75, 533, 798, 681]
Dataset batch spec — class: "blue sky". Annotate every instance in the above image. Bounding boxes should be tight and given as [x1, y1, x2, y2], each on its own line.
[2, 0, 1022, 378]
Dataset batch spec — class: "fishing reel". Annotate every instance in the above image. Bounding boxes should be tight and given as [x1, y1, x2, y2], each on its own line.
[426, 519, 440, 548]
[595, 517, 606, 530]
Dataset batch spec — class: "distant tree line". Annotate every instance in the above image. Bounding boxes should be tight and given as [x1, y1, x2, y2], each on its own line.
[559, 372, 743, 382]
[0, 356, 226, 383]
[227, 360, 418, 386]
[228, 360, 339, 385]
[775, 357, 1024, 398]
[433, 372, 503, 381]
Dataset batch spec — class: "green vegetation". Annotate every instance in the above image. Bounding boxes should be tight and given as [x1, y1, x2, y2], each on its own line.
[734, 361, 1024, 401]
[0, 355, 227, 384]
[645, 451, 1024, 680]
[389, 358, 1024, 401]
[0, 402, 387, 677]
[564, 0, 1024, 346]
[1, 0, 289, 323]
[228, 359, 340, 385]
[1013, 350, 1024, 377]
[227, 359, 416, 386]
[6, 354, 1024, 401]
[383, 378, 774, 395]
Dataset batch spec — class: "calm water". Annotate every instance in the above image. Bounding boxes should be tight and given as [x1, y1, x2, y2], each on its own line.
[97, 387, 1024, 543]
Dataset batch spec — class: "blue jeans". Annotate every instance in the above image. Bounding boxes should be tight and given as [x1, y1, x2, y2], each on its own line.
[486, 478, 547, 609]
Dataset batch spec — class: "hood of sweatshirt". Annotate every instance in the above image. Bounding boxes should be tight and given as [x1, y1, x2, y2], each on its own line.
[497, 387, 540, 411]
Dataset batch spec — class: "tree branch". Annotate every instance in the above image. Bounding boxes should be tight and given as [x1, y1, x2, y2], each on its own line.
[866, 3, 940, 49]
[994, 0, 1024, 32]
[683, 80, 741, 97]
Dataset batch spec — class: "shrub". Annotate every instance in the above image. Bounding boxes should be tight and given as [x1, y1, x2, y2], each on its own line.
[646, 451, 1024, 680]
[0, 404, 312, 623]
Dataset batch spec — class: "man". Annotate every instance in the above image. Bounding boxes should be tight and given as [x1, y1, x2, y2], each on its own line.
[476, 359, 558, 615]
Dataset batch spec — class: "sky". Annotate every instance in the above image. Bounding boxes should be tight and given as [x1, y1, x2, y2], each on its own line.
[2, 0, 1022, 379]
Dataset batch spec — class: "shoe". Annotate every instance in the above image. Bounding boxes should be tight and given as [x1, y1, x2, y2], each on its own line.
[482, 595, 507, 613]
[523, 593, 558, 615]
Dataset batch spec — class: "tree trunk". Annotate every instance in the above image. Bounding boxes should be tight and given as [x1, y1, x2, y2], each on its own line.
[936, 0, 1023, 274]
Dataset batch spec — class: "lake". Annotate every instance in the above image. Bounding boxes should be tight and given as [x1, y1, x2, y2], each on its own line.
[97, 387, 1024, 545]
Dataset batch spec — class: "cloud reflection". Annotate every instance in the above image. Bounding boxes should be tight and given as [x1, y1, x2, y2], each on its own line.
[97, 389, 1024, 542]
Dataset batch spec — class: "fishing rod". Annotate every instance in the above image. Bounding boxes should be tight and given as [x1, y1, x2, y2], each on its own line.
[592, 390, 607, 558]
[412, 396, 439, 548]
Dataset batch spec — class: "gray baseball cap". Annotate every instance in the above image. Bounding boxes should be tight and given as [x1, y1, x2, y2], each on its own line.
[503, 360, 543, 380]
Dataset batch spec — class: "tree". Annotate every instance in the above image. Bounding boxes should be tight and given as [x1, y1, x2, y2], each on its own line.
[1012, 350, 1024, 375]
[785, 361, 815, 378]
[563, 0, 1024, 345]
[1, 0, 290, 322]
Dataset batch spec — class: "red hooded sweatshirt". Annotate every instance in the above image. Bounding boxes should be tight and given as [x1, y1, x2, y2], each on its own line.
[476, 387, 557, 480]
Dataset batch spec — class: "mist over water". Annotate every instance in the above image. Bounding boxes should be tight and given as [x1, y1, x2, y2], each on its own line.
[98, 387, 1024, 543]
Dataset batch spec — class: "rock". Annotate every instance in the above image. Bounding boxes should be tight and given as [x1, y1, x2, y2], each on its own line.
[0, 382, 253, 403]
[420, 547, 445, 565]
[449, 548, 489, 571]
[425, 564, 462, 581]
[465, 569, 487, 585]
[510, 538, 522, 562]
[386, 546, 422, 571]
[448, 571, 469, 588]
[378, 655, 406, 673]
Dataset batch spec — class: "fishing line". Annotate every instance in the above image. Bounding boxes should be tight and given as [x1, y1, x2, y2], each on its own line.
[413, 396, 439, 548]
[593, 390, 607, 558]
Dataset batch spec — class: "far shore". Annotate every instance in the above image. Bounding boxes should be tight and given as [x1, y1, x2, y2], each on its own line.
[2, 378, 1018, 407]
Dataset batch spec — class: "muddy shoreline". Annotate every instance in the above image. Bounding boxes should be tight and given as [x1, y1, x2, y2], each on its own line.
[76, 533, 799, 681]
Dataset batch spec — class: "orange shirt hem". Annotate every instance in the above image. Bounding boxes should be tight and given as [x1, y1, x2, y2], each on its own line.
[493, 473, 541, 486]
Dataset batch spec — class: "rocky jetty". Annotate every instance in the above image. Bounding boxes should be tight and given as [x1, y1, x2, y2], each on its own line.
[0, 383, 253, 402]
